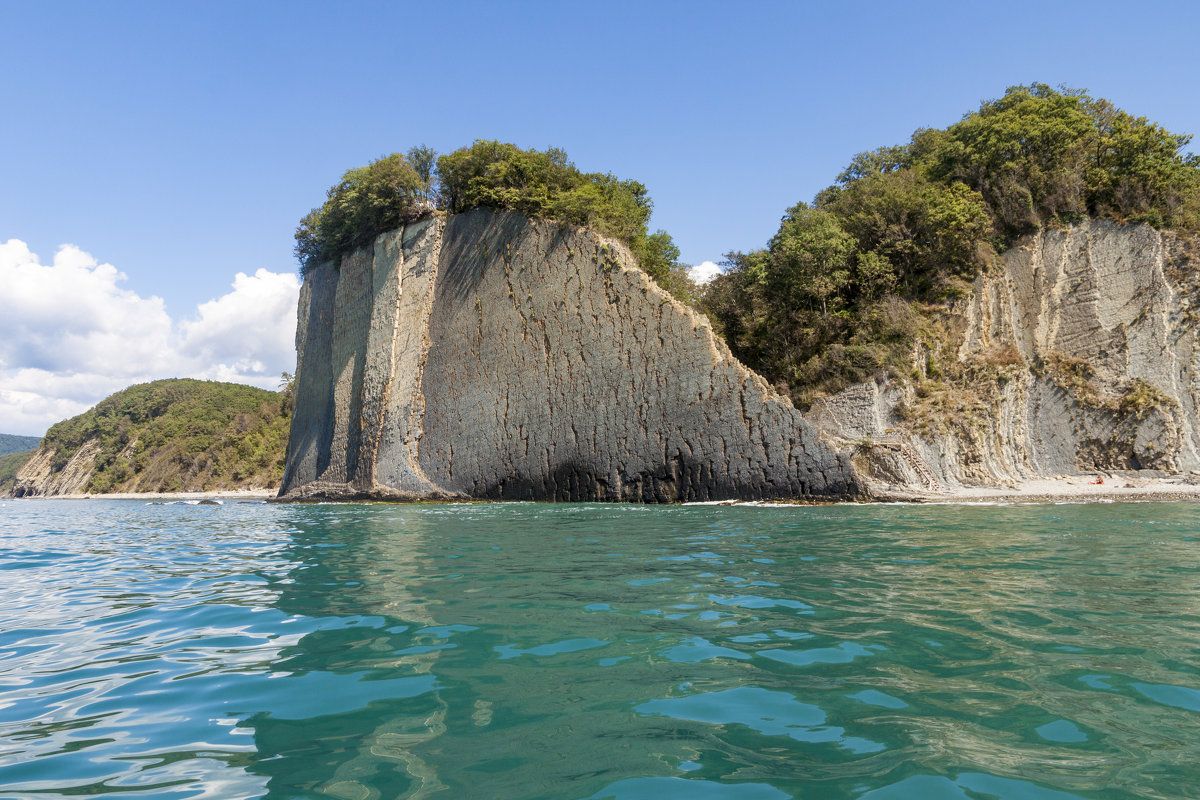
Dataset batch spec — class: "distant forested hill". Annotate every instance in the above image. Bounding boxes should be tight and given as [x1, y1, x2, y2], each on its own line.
[0, 434, 41, 456]
[9, 379, 292, 496]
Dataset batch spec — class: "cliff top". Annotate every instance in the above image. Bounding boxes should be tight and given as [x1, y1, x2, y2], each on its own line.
[294, 140, 696, 303]
[289, 85, 1199, 416]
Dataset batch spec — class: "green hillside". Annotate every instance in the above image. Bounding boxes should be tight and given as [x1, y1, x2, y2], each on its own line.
[0, 433, 40, 456]
[25, 379, 292, 494]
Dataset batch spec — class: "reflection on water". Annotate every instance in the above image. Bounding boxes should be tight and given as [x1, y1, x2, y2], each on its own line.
[636, 686, 885, 754]
[1, 500, 1199, 798]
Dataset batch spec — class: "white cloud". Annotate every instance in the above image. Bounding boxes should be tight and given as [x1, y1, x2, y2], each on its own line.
[0, 239, 299, 436]
[687, 260, 722, 285]
[180, 269, 300, 382]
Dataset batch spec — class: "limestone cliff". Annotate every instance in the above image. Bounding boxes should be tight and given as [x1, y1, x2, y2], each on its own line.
[807, 220, 1200, 492]
[280, 209, 860, 501]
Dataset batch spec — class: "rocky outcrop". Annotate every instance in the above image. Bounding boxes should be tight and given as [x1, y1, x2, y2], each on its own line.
[10, 441, 100, 497]
[280, 209, 860, 502]
[808, 220, 1200, 491]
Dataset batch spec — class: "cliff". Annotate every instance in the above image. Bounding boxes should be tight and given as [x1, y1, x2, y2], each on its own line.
[280, 209, 860, 502]
[807, 220, 1200, 492]
[11, 379, 290, 497]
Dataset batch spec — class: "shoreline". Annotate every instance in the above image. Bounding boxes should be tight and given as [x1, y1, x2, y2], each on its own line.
[872, 474, 1200, 506]
[10, 489, 276, 501]
[7, 476, 1200, 506]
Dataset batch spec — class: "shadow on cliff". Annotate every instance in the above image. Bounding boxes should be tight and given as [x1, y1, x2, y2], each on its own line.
[437, 209, 577, 308]
[476, 455, 824, 503]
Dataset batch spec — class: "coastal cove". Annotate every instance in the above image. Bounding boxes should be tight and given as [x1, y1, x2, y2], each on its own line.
[2, 498, 1199, 798]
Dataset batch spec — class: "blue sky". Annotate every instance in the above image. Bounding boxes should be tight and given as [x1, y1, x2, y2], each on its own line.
[2, 0, 1199, 434]
[4, 0, 1199, 312]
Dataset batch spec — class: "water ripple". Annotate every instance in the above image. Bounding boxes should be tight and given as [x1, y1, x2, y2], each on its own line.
[1, 500, 1198, 798]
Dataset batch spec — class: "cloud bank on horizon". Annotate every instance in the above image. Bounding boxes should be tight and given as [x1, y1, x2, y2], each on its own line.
[0, 239, 299, 436]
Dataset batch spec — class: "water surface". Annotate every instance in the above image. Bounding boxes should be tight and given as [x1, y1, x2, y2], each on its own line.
[1, 500, 1198, 798]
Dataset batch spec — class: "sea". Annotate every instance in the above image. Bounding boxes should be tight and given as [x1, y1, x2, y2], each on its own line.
[1, 499, 1198, 799]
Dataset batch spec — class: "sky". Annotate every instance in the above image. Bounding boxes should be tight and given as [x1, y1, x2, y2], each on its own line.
[3, 0, 1199, 435]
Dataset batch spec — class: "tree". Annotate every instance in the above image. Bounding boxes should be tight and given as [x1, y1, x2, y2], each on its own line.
[1087, 107, 1197, 225]
[836, 145, 911, 185]
[767, 204, 855, 315]
[295, 153, 427, 272]
[405, 145, 438, 199]
[636, 229, 681, 285]
[854, 250, 896, 299]
[916, 84, 1200, 239]
[436, 140, 579, 216]
[922, 83, 1096, 237]
[818, 170, 989, 292]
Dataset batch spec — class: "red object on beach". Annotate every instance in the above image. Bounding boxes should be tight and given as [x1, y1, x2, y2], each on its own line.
[1091, 475, 1104, 485]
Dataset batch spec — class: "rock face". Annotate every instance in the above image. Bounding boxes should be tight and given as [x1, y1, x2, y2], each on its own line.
[280, 209, 860, 501]
[808, 220, 1200, 491]
[10, 441, 100, 497]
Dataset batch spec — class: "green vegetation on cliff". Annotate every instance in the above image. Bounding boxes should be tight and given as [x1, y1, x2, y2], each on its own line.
[31, 379, 291, 494]
[294, 152, 432, 269]
[704, 84, 1200, 407]
[295, 141, 694, 301]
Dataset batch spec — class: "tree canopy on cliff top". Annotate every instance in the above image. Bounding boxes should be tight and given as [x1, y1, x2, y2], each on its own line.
[703, 84, 1200, 408]
[295, 141, 693, 300]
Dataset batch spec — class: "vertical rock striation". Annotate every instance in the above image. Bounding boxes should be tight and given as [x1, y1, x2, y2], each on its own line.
[808, 220, 1200, 490]
[280, 209, 860, 501]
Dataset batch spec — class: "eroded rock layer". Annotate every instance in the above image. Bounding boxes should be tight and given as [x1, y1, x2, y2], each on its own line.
[808, 220, 1200, 491]
[280, 209, 859, 501]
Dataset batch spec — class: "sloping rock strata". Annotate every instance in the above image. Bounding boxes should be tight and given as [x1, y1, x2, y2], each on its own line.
[808, 220, 1200, 492]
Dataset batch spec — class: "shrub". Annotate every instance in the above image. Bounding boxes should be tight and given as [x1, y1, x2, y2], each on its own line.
[1039, 351, 1100, 404]
[295, 153, 430, 273]
[1118, 378, 1175, 416]
[919, 84, 1200, 240]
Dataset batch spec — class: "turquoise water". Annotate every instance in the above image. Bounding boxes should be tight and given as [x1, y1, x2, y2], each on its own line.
[1, 500, 1199, 799]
